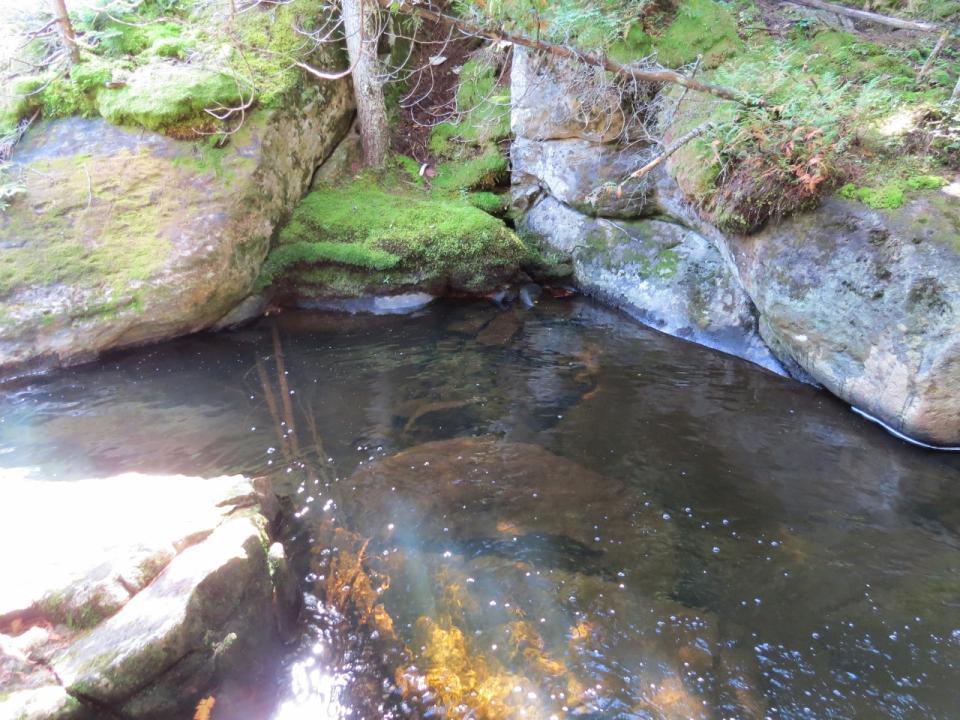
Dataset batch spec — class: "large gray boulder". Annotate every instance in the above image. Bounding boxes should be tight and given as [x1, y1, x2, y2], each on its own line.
[511, 137, 650, 218]
[511, 46, 627, 143]
[0, 79, 352, 378]
[721, 189, 960, 446]
[520, 194, 782, 372]
[0, 473, 298, 719]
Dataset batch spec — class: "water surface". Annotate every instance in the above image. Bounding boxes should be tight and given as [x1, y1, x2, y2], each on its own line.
[2, 298, 959, 719]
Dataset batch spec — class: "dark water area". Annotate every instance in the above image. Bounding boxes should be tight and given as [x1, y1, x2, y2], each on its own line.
[2, 298, 960, 719]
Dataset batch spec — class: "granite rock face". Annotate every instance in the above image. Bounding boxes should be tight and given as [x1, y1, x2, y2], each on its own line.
[512, 47, 778, 373]
[721, 191, 960, 446]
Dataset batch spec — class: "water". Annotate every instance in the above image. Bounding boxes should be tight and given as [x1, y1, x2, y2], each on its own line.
[2, 298, 959, 719]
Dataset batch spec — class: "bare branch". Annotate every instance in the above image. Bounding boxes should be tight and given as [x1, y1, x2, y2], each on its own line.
[782, 0, 942, 32]
[622, 122, 714, 186]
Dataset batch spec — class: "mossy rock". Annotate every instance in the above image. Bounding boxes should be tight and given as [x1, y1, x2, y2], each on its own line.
[96, 62, 243, 132]
[260, 180, 529, 298]
[654, 0, 743, 68]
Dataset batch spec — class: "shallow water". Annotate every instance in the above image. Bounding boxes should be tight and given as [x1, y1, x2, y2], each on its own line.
[2, 298, 960, 719]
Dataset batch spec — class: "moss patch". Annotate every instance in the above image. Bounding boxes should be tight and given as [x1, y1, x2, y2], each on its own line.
[259, 179, 527, 295]
[0, 151, 180, 297]
[839, 175, 948, 209]
[428, 57, 510, 157]
[655, 0, 743, 68]
[96, 62, 243, 132]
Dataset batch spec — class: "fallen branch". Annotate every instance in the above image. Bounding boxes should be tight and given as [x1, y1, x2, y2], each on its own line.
[620, 121, 714, 187]
[782, 0, 941, 33]
[381, 0, 763, 107]
[917, 30, 950, 82]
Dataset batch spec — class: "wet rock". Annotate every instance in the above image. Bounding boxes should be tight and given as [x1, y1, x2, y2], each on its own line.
[520, 194, 783, 373]
[475, 309, 525, 346]
[0, 473, 296, 719]
[210, 294, 269, 330]
[0, 73, 353, 378]
[343, 437, 678, 581]
[722, 191, 960, 446]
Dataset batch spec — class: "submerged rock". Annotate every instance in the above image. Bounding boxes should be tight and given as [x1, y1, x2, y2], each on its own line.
[0, 76, 353, 378]
[0, 473, 297, 719]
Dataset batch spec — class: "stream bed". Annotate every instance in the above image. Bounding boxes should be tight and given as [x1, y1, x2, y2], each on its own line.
[2, 297, 959, 719]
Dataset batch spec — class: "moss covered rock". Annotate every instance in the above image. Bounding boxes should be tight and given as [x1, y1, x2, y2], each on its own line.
[519, 193, 782, 372]
[261, 180, 530, 300]
[0, 77, 353, 376]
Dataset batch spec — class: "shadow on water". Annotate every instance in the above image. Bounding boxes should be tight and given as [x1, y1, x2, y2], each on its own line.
[2, 297, 960, 719]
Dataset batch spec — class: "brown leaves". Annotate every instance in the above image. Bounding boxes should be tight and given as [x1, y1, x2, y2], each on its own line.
[194, 696, 216, 720]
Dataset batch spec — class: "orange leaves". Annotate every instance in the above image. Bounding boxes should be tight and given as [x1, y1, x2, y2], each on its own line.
[194, 696, 216, 720]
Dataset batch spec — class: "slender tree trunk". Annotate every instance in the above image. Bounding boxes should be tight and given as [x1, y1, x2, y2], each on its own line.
[342, 0, 389, 167]
[51, 0, 80, 64]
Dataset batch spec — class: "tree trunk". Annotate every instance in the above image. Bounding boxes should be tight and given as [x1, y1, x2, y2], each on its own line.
[51, 0, 80, 64]
[342, 0, 389, 167]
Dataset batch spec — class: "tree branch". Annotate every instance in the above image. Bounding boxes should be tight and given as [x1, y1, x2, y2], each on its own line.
[782, 0, 941, 33]
[380, 0, 763, 107]
[621, 122, 714, 187]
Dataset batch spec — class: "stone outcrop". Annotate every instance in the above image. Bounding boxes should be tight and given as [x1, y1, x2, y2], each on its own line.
[513, 47, 960, 444]
[0, 78, 353, 378]
[0, 473, 298, 719]
[521, 194, 782, 371]
[718, 191, 960, 446]
[511, 46, 782, 373]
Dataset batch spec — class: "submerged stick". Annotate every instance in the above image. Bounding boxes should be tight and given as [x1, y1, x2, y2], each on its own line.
[271, 322, 300, 457]
[255, 354, 290, 459]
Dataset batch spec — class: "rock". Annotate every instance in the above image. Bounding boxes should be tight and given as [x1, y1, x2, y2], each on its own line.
[721, 190, 960, 446]
[511, 137, 652, 217]
[341, 436, 678, 588]
[520, 194, 784, 373]
[510, 46, 626, 143]
[210, 294, 269, 331]
[297, 292, 437, 315]
[0, 473, 297, 719]
[0, 75, 353, 378]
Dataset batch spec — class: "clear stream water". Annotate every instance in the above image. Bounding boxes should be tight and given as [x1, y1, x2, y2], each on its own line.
[2, 298, 959, 719]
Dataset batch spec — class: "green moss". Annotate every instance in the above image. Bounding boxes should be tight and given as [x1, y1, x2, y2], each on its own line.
[428, 58, 510, 158]
[0, 153, 173, 297]
[609, 22, 655, 65]
[431, 146, 508, 195]
[905, 175, 948, 191]
[148, 35, 195, 59]
[840, 183, 903, 208]
[467, 191, 507, 215]
[259, 180, 527, 293]
[96, 62, 243, 131]
[92, 19, 184, 57]
[231, 0, 341, 108]
[656, 0, 743, 68]
[839, 175, 948, 209]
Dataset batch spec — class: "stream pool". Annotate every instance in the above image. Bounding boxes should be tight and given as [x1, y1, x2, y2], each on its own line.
[2, 297, 959, 719]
